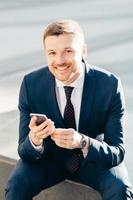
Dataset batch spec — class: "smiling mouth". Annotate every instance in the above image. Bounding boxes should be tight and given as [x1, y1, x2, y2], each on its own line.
[56, 66, 70, 75]
[56, 66, 69, 70]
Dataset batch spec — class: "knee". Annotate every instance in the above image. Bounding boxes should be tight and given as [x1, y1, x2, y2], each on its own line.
[111, 179, 127, 195]
[6, 169, 28, 189]
[5, 169, 34, 200]
[101, 177, 128, 198]
[5, 169, 30, 197]
[112, 180, 133, 198]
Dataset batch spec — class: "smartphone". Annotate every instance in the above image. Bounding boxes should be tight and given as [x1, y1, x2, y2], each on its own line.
[30, 113, 47, 125]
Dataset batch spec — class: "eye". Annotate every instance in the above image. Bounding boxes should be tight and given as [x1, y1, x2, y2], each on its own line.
[48, 51, 56, 56]
[66, 49, 73, 53]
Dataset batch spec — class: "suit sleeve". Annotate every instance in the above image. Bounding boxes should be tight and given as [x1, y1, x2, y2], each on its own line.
[86, 78, 126, 167]
[17, 76, 46, 162]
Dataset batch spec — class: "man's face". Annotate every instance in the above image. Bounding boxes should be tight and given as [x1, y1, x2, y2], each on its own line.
[44, 33, 86, 84]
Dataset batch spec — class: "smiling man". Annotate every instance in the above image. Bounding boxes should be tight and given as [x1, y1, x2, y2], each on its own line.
[5, 19, 133, 200]
[44, 26, 86, 85]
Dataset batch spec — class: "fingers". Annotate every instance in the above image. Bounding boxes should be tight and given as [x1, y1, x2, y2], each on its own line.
[51, 128, 74, 149]
[53, 138, 73, 149]
[51, 133, 72, 140]
[29, 117, 55, 145]
[29, 117, 54, 132]
[37, 121, 55, 138]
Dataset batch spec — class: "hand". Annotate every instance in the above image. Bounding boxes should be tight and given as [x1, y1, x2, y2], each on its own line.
[29, 116, 55, 146]
[51, 128, 82, 149]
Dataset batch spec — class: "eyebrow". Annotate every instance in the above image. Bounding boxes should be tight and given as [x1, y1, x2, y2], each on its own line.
[64, 47, 73, 49]
[47, 47, 73, 51]
[47, 49, 55, 52]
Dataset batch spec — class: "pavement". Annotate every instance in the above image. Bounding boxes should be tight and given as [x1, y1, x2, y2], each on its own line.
[0, 0, 133, 183]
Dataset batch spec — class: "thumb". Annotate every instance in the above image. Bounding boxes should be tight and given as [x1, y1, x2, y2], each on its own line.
[29, 116, 37, 129]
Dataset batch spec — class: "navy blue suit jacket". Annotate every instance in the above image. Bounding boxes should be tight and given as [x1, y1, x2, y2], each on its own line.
[18, 62, 125, 168]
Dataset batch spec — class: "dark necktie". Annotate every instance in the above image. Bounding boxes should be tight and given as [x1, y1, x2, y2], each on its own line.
[63, 86, 81, 173]
[63, 86, 76, 130]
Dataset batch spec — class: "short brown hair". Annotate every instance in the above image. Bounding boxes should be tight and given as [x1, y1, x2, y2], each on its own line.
[43, 19, 85, 44]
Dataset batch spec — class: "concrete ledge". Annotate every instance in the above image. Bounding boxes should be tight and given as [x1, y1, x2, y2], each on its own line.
[0, 155, 101, 200]
[34, 180, 102, 200]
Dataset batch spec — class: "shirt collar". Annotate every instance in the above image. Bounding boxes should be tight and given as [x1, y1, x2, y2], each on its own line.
[56, 64, 85, 89]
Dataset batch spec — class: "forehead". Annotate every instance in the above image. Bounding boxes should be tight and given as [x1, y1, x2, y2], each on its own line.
[44, 33, 81, 50]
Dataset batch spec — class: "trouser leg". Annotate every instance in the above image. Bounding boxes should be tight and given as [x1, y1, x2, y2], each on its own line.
[71, 162, 133, 200]
[98, 163, 133, 200]
[5, 156, 66, 200]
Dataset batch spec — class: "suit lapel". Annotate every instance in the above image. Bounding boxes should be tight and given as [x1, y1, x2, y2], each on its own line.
[45, 71, 65, 128]
[78, 64, 96, 133]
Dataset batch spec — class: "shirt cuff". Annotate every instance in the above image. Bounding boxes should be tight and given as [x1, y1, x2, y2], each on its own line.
[29, 135, 44, 153]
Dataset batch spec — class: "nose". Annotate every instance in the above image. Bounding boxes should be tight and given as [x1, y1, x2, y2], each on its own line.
[56, 54, 66, 66]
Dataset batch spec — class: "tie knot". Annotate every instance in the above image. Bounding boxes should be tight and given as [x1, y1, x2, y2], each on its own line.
[64, 86, 74, 101]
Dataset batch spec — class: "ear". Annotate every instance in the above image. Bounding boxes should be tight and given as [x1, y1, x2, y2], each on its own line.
[82, 44, 87, 59]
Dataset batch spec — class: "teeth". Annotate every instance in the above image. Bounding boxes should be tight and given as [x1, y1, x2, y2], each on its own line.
[57, 66, 68, 70]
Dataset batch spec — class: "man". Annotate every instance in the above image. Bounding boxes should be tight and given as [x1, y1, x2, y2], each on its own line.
[5, 19, 133, 199]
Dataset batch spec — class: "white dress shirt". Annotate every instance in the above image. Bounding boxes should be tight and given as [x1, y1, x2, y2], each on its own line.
[55, 66, 85, 131]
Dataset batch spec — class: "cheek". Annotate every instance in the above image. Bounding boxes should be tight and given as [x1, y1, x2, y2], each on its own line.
[46, 54, 54, 64]
[47, 58, 54, 68]
[47, 61, 55, 72]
